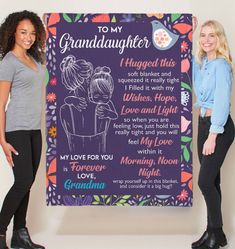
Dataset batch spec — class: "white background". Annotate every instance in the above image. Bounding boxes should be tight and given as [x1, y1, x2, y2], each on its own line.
[0, 0, 235, 248]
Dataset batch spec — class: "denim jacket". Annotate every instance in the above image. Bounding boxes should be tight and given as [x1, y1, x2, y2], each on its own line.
[193, 57, 233, 133]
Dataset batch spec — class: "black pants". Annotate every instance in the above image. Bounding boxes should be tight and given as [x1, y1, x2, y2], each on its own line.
[0, 130, 42, 235]
[197, 115, 234, 229]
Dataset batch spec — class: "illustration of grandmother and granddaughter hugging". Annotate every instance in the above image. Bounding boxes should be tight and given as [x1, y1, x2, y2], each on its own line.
[60, 55, 118, 153]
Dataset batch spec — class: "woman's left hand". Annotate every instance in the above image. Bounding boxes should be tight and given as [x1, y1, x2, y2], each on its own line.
[202, 133, 217, 155]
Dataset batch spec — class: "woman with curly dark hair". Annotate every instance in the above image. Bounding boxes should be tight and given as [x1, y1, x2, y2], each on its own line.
[0, 10, 46, 249]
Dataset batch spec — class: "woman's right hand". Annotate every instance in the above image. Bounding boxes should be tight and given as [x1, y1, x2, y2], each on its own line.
[1, 142, 18, 167]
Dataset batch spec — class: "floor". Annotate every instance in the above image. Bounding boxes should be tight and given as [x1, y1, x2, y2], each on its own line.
[12, 234, 233, 249]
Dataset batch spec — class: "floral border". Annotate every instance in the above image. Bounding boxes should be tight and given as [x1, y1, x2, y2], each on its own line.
[45, 13, 192, 206]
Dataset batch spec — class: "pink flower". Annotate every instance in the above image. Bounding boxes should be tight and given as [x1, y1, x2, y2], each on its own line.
[46, 158, 56, 188]
[47, 93, 56, 102]
[181, 58, 190, 73]
[92, 14, 110, 23]
[177, 189, 189, 201]
[181, 41, 188, 53]
[181, 171, 193, 191]
[181, 116, 191, 133]
[50, 78, 57, 86]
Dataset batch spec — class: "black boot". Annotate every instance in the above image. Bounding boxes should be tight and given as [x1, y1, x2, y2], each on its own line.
[0, 235, 9, 249]
[191, 230, 209, 248]
[11, 228, 45, 249]
[203, 231, 227, 249]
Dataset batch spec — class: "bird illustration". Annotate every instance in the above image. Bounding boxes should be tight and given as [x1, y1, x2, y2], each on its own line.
[151, 20, 179, 50]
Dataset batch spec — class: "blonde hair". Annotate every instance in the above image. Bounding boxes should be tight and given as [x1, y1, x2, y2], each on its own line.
[195, 20, 233, 68]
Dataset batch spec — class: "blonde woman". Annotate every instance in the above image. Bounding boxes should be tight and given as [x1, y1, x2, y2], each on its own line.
[192, 19, 234, 249]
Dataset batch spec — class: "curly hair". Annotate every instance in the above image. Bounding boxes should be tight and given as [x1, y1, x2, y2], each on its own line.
[0, 10, 46, 63]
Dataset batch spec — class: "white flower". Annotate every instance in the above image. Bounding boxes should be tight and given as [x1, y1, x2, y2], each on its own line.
[181, 91, 190, 106]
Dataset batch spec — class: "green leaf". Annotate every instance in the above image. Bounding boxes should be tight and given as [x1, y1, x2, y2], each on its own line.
[171, 13, 181, 22]
[92, 201, 100, 205]
[183, 147, 190, 162]
[45, 68, 49, 85]
[116, 203, 124, 206]
[117, 199, 128, 204]
[63, 14, 72, 23]
[75, 14, 81, 22]
[93, 195, 100, 202]
[139, 199, 150, 206]
[190, 141, 193, 152]
[122, 195, 131, 200]
[105, 197, 111, 204]
[181, 82, 192, 91]
[181, 136, 192, 143]
[111, 16, 117, 23]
